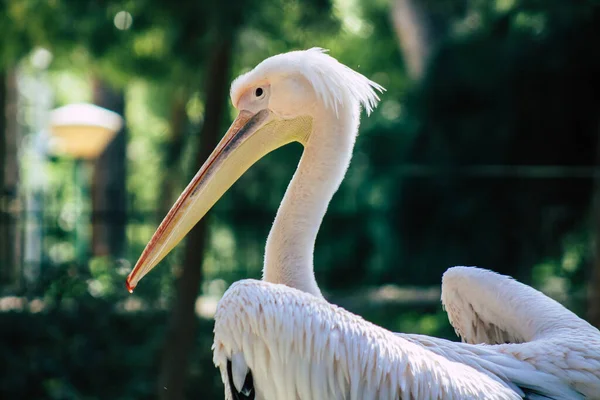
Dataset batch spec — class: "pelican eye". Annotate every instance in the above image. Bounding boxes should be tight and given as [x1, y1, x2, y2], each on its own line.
[255, 87, 263, 97]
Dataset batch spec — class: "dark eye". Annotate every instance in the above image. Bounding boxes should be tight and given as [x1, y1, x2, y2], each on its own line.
[255, 87, 263, 97]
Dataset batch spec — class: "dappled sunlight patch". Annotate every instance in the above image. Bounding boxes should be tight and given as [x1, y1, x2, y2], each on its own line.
[530, 232, 589, 312]
[48, 242, 75, 265]
[58, 202, 78, 232]
[0, 296, 27, 312]
[28, 298, 46, 313]
[532, 261, 563, 298]
[381, 100, 402, 121]
[561, 241, 585, 274]
[204, 278, 228, 297]
[115, 258, 132, 276]
[368, 284, 440, 304]
[186, 92, 204, 125]
[541, 275, 570, 303]
[30, 47, 52, 70]
[0, 296, 45, 314]
[86, 256, 134, 299]
[495, 0, 516, 12]
[513, 12, 546, 36]
[120, 296, 147, 312]
[87, 279, 105, 298]
[452, 11, 483, 36]
[333, 0, 373, 38]
[133, 29, 165, 58]
[195, 296, 220, 319]
[48, 70, 92, 105]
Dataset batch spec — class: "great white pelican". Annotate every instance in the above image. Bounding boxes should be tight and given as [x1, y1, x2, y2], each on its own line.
[126, 49, 600, 399]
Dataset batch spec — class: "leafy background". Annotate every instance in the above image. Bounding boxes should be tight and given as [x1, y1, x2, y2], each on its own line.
[1, 0, 599, 398]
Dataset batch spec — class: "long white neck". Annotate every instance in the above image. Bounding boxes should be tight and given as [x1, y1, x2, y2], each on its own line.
[263, 104, 359, 297]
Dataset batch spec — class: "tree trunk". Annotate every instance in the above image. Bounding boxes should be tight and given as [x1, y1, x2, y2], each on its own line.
[589, 121, 600, 328]
[91, 80, 127, 259]
[158, 37, 233, 400]
[0, 69, 7, 285]
[160, 90, 188, 213]
[391, 0, 435, 80]
[0, 69, 20, 289]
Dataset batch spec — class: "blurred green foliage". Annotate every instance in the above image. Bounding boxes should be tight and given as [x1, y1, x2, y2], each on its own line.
[400, 0, 600, 297]
[0, 308, 223, 399]
[1, 0, 599, 398]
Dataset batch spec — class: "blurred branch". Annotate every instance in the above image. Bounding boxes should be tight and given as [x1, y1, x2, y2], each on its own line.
[158, 36, 234, 400]
[0, 69, 6, 285]
[330, 285, 440, 310]
[160, 90, 189, 213]
[0, 70, 20, 289]
[92, 79, 127, 258]
[391, 0, 435, 79]
[392, 164, 600, 178]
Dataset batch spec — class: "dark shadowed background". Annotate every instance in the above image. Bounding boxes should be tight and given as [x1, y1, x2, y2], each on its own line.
[1, 0, 599, 398]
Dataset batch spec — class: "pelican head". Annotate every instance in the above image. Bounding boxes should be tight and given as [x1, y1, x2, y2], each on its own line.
[126, 48, 383, 291]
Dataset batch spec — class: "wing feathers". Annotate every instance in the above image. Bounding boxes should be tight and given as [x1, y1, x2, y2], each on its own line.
[230, 352, 250, 395]
[214, 280, 522, 400]
[440, 266, 600, 398]
[214, 272, 600, 400]
[441, 267, 594, 344]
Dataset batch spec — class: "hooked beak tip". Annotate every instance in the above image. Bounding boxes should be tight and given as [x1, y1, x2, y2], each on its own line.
[126, 277, 135, 294]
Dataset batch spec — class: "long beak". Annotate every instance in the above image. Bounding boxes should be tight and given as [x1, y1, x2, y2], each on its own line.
[126, 109, 312, 291]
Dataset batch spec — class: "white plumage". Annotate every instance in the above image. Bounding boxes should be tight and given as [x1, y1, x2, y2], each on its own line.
[126, 49, 600, 399]
[213, 50, 600, 400]
[432, 267, 600, 398]
[214, 280, 525, 400]
[214, 270, 600, 399]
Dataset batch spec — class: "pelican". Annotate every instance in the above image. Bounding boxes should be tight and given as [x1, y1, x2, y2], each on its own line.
[126, 49, 600, 399]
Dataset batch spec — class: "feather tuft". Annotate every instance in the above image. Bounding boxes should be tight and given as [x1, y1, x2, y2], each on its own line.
[230, 48, 384, 118]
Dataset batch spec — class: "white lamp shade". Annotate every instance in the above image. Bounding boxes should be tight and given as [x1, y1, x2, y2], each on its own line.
[49, 103, 124, 159]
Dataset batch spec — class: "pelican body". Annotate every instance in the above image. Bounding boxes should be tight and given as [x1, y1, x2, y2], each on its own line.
[127, 49, 600, 399]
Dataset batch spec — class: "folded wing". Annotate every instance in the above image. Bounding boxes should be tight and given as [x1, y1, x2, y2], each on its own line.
[436, 266, 600, 398]
[214, 280, 524, 400]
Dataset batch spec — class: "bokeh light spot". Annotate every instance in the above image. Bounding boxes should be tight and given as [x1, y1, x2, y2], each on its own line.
[114, 11, 133, 31]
